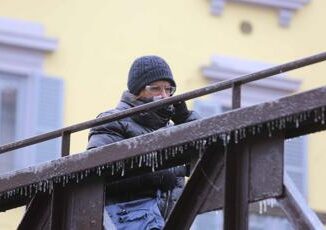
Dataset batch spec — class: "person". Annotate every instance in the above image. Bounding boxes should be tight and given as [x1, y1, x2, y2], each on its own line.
[87, 55, 200, 230]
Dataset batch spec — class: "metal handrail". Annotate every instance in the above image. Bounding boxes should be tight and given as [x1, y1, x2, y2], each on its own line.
[0, 52, 325, 154]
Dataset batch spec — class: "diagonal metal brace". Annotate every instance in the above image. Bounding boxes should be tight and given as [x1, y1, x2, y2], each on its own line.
[277, 173, 324, 230]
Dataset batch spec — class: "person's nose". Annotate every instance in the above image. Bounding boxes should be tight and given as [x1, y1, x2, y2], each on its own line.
[160, 89, 169, 98]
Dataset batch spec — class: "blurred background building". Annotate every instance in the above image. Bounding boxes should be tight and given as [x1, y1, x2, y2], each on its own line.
[0, 0, 325, 229]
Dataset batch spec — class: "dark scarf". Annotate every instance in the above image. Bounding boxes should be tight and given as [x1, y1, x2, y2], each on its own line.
[118, 91, 174, 130]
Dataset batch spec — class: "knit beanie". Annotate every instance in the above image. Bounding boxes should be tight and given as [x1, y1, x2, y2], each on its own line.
[128, 56, 176, 95]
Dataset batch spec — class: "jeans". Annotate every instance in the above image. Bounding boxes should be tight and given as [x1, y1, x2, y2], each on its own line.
[103, 197, 165, 230]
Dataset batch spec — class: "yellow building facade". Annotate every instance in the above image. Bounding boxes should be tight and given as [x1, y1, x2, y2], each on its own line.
[0, 0, 325, 229]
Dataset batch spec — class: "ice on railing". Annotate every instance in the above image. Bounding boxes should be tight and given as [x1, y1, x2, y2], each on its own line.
[258, 198, 277, 214]
[0, 107, 325, 201]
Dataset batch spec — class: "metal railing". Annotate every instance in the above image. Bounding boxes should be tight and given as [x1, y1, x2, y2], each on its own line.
[0, 52, 325, 157]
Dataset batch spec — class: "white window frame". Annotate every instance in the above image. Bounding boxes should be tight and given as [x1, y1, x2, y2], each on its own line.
[0, 17, 58, 172]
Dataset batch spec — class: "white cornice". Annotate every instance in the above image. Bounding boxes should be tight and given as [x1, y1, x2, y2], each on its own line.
[0, 62, 36, 77]
[202, 55, 301, 93]
[0, 29, 58, 52]
[211, 0, 310, 27]
[0, 17, 57, 52]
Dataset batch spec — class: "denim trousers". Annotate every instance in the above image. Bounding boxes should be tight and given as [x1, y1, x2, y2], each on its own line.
[103, 197, 165, 230]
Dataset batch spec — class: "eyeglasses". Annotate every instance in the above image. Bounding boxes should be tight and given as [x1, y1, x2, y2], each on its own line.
[145, 85, 176, 96]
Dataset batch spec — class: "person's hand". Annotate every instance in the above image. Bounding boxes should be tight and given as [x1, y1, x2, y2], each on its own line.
[157, 170, 177, 192]
[171, 101, 191, 124]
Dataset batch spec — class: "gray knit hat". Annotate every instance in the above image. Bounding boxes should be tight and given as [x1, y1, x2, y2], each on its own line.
[128, 56, 176, 95]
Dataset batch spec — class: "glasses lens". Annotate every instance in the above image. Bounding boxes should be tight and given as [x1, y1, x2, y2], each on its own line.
[146, 85, 176, 95]
[148, 86, 161, 94]
[166, 86, 176, 95]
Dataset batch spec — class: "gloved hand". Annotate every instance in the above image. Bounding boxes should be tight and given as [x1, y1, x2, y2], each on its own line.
[155, 105, 175, 121]
[171, 101, 191, 124]
[157, 170, 178, 192]
[107, 169, 177, 194]
[140, 169, 177, 192]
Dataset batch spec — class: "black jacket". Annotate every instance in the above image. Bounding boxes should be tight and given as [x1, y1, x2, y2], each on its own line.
[87, 91, 200, 215]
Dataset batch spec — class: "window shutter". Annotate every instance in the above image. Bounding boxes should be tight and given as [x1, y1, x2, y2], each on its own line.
[33, 76, 64, 164]
[191, 99, 224, 230]
[193, 99, 223, 118]
[284, 137, 308, 197]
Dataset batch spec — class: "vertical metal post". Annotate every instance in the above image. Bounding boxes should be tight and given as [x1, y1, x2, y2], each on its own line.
[50, 131, 71, 229]
[61, 131, 71, 157]
[232, 84, 241, 109]
[223, 84, 249, 230]
[50, 131, 105, 229]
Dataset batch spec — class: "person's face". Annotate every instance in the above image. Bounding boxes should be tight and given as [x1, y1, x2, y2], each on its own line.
[138, 80, 176, 99]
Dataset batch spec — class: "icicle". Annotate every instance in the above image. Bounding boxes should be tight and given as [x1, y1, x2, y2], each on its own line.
[97, 166, 102, 176]
[234, 130, 238, 144]
[259, 200, 263, 214]
[207, 136, 212, 145]
[145, 153, 149, 167]
[138, 155, 143, 168]
[112, 163, 115, 175]
[159, 152, 163, 166]
[179, 146, 184, 154]
[76, 173, 80, 183]
[154, 152, 158, 169]
[266, 198, 276, 208]
[242, 128, 246, 139]
[220, 134, 226, 147]
[321, 107, 325, 125]
[314, 110, 319, 123]
[48, 180, 54, 194]
[151, 153, 155, 172]
[29, 185, 33, 198]
[227, 133, 231, 144]
[258, 198, 275, 214]
[171, 147, 176, 157]
[295, 118, 300, 128]
[121, 162, 125, 177]
[263, 199, 267, 212]
[143, 153, 146, 165]
[212, 135, 217, 143]
[148, 152, 152, 169]
[267, 122, 272, 137]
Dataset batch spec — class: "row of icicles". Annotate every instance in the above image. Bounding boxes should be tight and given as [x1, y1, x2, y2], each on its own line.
[0, 107, 325, 210]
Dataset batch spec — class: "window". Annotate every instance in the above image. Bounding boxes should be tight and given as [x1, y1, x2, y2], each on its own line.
[0, 17, 63, 175]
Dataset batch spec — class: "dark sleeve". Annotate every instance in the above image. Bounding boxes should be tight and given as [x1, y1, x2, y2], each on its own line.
[87, 113, 126, 150]
[183, 110, 201, 123]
